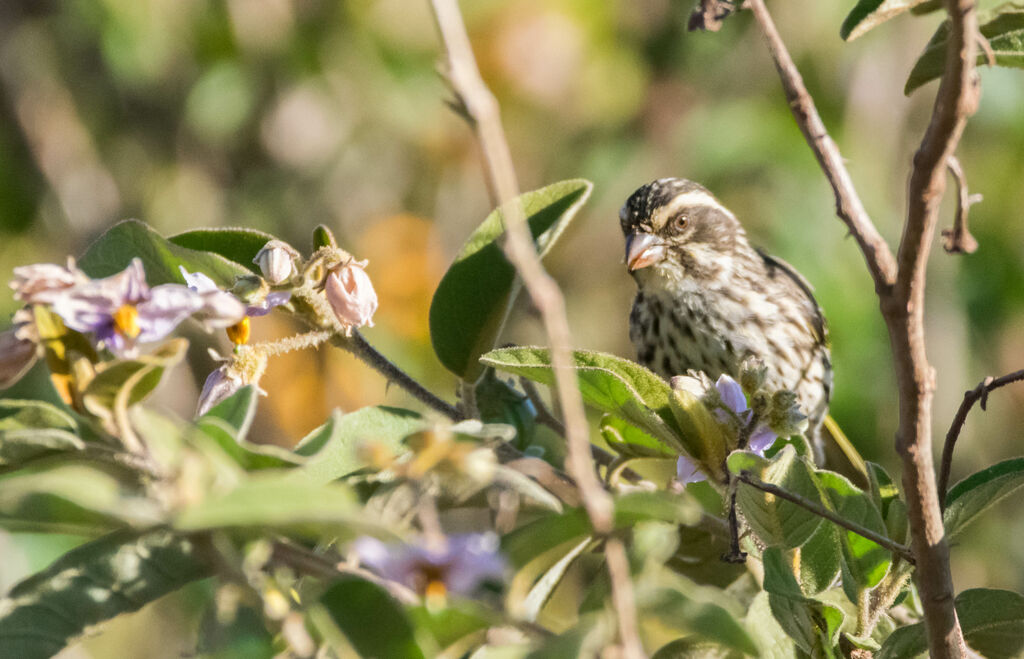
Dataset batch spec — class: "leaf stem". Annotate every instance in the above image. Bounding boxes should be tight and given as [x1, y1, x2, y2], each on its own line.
[338, 331, 465, 421]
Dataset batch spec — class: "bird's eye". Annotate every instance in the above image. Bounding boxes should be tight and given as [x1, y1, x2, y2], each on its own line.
[672, 214, 689, 231]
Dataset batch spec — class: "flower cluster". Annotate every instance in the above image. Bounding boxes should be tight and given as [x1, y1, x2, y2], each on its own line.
[672, 360, 808, 485]
[10, 259, 245, 357]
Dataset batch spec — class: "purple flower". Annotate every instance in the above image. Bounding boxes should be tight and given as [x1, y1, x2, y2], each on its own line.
[325, 259, 377, 329]
[713, 374, 778, 456]
[10, 261, 88, 304]
[50, 259, 203, 355]
[676, 456, 707, 486]
[177, 267, 248, 328]
[353, 533, 505, 598]
[196, 365, 243, 416]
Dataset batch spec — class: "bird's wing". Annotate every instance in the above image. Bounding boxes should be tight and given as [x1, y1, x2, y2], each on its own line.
[755, 248, 829, 346]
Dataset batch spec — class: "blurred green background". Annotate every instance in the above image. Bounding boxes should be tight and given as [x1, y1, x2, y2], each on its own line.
[0, 0, 1022, 654]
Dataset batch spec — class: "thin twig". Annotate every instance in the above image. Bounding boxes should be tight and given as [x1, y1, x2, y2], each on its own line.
[604, 537, 645, 658]
[746, 0, 897, 294]
[427, 0, 609, 532]
[341, 331, 465, 421]
[938, 369, 1024, 508]
[722, 477, 747, 563]
[941, 155, 981, 254]
[428, 2, 636, 655]
[736, 472, 916, 564]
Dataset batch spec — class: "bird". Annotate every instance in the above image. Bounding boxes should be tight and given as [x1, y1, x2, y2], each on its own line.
[620, 177, 832, 460]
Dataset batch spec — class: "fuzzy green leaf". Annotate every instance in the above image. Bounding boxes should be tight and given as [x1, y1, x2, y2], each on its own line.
[878, 588, 1024, 658]
[481, 347, 688, 455]
[840, 0, 932, 41]
[320, 577, 424, 659]
[429, 179, 593, 380]
[905, 5, 1024, 94]
[79, 219, 249, 287]
[728, 447, 824, 548]
[0, 530, 210, 659]
[294, 406, 428, 484]
[944, 457, 1024, 538]
[169, 227, 280, 274]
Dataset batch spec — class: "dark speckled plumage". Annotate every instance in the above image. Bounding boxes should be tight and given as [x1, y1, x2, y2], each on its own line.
[622, 178, 832, 457]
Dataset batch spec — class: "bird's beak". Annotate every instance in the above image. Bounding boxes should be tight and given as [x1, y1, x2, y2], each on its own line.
[625, 232, 666, 271]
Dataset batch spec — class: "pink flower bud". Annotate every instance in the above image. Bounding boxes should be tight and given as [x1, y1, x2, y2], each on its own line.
[0, 323, 38, 389]
[324, 259, 377, 330]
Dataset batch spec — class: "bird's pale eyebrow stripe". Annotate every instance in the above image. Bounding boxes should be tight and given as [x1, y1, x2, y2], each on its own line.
[653, 190, 735, 228]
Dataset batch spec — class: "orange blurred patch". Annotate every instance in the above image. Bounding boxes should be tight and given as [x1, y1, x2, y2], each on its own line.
[357, 214, 444, 342]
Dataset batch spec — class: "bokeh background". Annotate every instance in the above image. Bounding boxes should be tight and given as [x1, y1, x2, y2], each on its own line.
[0, 0, 1022, 654]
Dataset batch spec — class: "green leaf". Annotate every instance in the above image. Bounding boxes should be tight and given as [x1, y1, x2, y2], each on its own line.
[502, 491, 700, 568]
[645, 588, 759, 656]
[744, 591, 800, 659]
[475, 369, 538, 451]
[0, 400, 87, 468]
[0, 463, 159, 533]
[840, 0, 931, 41]
[173, 472, 365, 535]
[481, 347, 688, 454]
[169, 227, 280, 274]
[944, 457, 1024, 538]
[320, 576, 424, 659]
[797, 522, 842, 596]
[728, 448, 824, 548]
[409, 600, 495, 651]
[79, 219, 248, 286]
[0, 529, 210, 659]
[195, 386, 302, 471]
[905, 5, 1024, 94]
[818, 470, 891, 590]
[82, 339, 188, 416]
[761, 548, 844, 655]
[295, 406, 428, 484]
[600, 414, 675, 459]
[877, 588, 1024, 659]
[429, 179, 593, 380]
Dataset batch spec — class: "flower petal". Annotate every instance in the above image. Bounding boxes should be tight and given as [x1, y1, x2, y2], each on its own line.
[715, 374, 748, 415]
[676, 455, 708, 485]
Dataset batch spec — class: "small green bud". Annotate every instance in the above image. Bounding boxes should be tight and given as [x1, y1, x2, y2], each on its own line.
[739, 357, 768, 395]
[768, 389, 808, 437]
[312, 224, 338, 249]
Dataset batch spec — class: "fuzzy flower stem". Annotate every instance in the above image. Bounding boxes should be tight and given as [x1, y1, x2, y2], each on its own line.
[338, 331, 464, 421]
[252, 330, 333, 357]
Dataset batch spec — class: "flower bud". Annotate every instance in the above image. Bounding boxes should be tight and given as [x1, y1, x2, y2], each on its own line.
[252, 240, 300, 285]
[739, 357, 768, 395]
[324, 259, 378, 330]
[767, 389, 808, 437]
[196, 366, 242, 416]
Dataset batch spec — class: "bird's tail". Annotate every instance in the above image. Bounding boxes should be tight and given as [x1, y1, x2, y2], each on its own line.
[823, 415, 868, 480]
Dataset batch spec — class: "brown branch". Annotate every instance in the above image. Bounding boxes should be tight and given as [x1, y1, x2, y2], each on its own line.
[427, 4, 640, 656]
[938, 369, 1024, 508]
[746, 0, 897, 295]
[941, 155, 981, 254]
[736, 472, 916, 564]
[885, 0, 980, 655]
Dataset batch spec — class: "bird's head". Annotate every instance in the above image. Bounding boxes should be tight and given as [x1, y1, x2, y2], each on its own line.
[619, 178, 743, 284]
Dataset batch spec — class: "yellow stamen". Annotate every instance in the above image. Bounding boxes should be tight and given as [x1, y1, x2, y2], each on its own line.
[424, 580, 448, 608]
[226, 317, 251, 345]
[112, 304, 141, 339]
